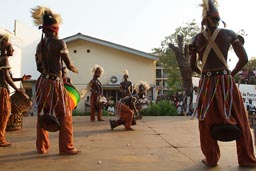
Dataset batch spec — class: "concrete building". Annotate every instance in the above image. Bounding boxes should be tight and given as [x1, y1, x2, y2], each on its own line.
[63, 33, 159, 112]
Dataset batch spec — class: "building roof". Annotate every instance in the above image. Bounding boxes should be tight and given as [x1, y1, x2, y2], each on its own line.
[63, 33, 159, 61]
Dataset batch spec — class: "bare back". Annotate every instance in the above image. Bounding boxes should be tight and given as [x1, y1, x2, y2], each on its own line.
[36, 36, 74, 78]
[190, 28, 248, 75]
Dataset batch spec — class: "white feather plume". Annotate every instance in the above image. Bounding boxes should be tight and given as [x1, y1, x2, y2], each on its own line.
[30, 6, 62, 26]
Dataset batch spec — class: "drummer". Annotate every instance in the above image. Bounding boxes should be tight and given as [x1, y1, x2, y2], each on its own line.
[31, 6, 80, 155]
[0, 33, 31, 147]
[88, 64, 104, 122]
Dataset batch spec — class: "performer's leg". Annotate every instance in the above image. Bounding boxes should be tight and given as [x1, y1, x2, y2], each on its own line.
[0, 110, 11, 146]
[199, 121, 220, 166]
[236, 125, 256, 166]
[58, 113, 80, 155]
[97, 107, 104, 121]
[90, 95, 96, 122]
[109, 119, 124, 130]
[0, 90, 11, 147]
[120, 106, 134, 131]
[231, 88, 256, 166]
[36, 119, 50, 154]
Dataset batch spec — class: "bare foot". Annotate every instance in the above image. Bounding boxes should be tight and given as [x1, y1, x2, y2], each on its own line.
[60, 150, 81, 155]
[0, 142, 12, 147]
[125, 128, 135, 131]
[202, 159, 217, 167]
[239, 162, 256, 167]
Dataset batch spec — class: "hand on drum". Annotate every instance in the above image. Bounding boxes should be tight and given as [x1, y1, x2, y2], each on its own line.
[22, 75, 32, 81]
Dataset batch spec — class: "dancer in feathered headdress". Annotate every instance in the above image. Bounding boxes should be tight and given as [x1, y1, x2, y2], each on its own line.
[88, 64, 105, 122]
[120, 69, 133, 98]
[134, 81, 150, 99]
[189, 0, 256, 167]
[31, 6, 80, 155]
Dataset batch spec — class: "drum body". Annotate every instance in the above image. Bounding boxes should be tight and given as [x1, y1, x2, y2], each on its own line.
[7, 91, 31, 131]
[11, 91, 32, 115]
[38, 115, 60, 132]
[64, 83, 80, 110]
[211, 124, 242, 142]
[95, 95, 107, 108]
[6, 113, 23, 131]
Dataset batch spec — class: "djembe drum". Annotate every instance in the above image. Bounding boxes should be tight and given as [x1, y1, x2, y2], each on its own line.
[11, 91, 31, 115]
[7, 91, 32, 131]
[211, 124, 242, 142]
[95, 95, 107, 109]
[64, 83, 81, 110]
[38, 114, 60, 132]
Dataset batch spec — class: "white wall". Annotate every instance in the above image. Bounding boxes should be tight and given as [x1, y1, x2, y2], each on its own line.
[14, 20, 41, 80]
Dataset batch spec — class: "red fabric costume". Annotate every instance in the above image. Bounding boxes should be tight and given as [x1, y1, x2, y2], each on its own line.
[0, 87, 11, 145]
[35, 75, 77, 154]
[194, 73, 256, 166]
[115, 101, 134, 130]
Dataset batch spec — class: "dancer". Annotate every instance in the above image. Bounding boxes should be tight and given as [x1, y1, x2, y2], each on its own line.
[89, 64, 105, 121]
[109, 95, 138, 131]
[190, 0, 256, 167]
[31, 6, 80, 155]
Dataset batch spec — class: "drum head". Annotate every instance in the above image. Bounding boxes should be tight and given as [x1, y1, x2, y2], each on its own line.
[38, 115, 60, 132]
[211, 124, 242, 142]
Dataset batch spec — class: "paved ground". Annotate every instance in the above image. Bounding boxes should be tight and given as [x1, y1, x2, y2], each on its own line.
[1, 116, 256, 171]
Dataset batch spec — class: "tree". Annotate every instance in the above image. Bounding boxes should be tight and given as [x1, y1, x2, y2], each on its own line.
[153, 20, 200, 113]
[154, 20, 200, 94]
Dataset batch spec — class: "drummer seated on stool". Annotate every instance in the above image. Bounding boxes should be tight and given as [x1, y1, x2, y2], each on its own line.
[109, 96, 137, 131]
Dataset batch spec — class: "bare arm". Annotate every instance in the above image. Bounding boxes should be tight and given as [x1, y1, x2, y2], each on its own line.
[189, 41, 202, 74]
[59, 40, 78, 74]
[231, 37, 248, 77]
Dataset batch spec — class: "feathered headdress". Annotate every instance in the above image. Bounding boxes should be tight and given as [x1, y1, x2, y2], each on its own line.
[0, 33, 10, 44]
[200, 0, 219, 18]
[31, 6, 62, 26]
[124, 69, 129, 76]
[0, 33, 11, 50]
[91, 64, 104, 74]
[200, 0, 226, 29]
[135, 81, 150, 94]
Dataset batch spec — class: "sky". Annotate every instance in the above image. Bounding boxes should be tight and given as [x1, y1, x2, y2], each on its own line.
[0, 0, 255, 68]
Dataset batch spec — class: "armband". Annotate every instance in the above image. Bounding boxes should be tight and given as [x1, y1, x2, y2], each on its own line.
[60, 48, 69, 54]
[231, 39, 240, 44]
[0, 66, 11, 70]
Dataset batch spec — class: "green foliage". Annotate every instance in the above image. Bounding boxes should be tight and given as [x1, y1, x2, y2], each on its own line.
[72, 110, 88, 116]
[161, 19, 200, 50]
[141, 100, 178, 116]
[245, 57, 256, 70]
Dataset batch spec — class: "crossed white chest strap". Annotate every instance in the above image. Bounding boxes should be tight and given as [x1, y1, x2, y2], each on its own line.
[202, 29, 228, 70]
